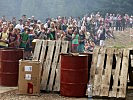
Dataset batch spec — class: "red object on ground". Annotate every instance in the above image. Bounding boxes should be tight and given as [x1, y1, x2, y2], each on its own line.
[0, 48, 23, 86]
[60, 54, 88, 97]
[27, 83, 33, 94]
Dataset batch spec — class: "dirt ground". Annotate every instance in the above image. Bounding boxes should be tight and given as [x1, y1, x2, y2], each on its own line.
[0, 88, 133, 100]
[0, 90, 87, 100]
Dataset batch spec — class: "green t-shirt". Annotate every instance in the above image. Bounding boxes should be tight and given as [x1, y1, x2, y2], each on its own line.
[48, 33, 54, 40]
[72, 34, 79, 44]
[20, 32, 29, 48]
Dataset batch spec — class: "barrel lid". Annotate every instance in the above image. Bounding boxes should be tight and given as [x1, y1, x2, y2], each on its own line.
[60, 53, 88, 56]
[0, 47, 24, 51]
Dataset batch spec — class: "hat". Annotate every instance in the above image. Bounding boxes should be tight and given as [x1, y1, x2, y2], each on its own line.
[32, 16, 34, 18]
[28, 18, 31, 20]
[37, 20, 41, 23]
[15, 25, 21, 30]
[3, 22, 7, 25]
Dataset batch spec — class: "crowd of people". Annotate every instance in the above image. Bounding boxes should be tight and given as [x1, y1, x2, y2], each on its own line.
[0, 13, 132, 58]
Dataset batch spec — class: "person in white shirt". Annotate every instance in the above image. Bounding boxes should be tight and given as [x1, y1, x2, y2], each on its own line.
[15, 19, 24, 32]
[130, 16, 133, 28]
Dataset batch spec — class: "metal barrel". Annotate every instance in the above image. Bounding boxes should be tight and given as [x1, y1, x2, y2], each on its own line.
[0, 48, 23, 86]
[60, 54, 88, 97]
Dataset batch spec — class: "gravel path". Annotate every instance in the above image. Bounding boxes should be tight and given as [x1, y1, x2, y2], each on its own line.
[0, 90, 88, 100]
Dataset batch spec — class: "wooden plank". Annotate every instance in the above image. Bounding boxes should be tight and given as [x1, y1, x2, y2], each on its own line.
[56, 41, 69, 69]
[53, 41, 69, 91]
[93, 47, 106, 96]
[109, 49, 123, 97]
[89, 47, 100, 85]
[40, 41, 55, 90]
[39, 40, 47, 84]
[100, 48, 114, 97]
[47, 40, 61, 91]
[117, 49, 129, 98]
[53, 69, 60, 92]
[32, 40, 43, 60]
[129, 54, 133, 84]
[39, 40, 47, 63]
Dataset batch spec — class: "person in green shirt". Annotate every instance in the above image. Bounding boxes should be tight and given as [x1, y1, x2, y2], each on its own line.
[19, 28, 29, 49]
[72, 29, 79, 53]
[19, 27, 30, 59]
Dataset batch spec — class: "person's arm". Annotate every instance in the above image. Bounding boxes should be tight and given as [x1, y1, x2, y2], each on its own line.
[67, 33, 72, 39]
[61, 31, 65, 39]
[55, 29, 58, 40]
[0, 33, 4, 42]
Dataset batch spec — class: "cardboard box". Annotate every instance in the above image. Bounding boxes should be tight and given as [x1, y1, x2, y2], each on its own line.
[18, 60, 42, 95]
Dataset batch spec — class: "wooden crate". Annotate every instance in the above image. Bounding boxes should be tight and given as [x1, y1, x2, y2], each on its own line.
[32, 40, 69, 92]
[90, 47, 130, 98]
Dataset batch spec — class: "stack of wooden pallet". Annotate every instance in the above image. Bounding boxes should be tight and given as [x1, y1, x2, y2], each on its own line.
[90, 47, 130, 98]
[32, 40, 69, 92]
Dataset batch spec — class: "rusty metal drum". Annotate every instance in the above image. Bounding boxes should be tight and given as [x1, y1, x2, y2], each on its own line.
[60, 54, 88, 97]
[0, 48, 23, 86]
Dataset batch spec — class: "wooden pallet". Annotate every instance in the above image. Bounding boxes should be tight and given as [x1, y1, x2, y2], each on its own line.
[90, 47, 129, 98]
[32, 40, 69, 92]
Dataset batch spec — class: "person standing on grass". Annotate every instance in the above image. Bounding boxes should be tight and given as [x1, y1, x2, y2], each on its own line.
[99, 26, 106, 47]
[72, 28, 79, 53]
[65, 25, 73, 52]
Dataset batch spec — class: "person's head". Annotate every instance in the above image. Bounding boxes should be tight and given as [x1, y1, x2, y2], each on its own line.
[24, 21, 29, 27]
[2, 16, 6, 20]
[99, 26, 103, 30]
[9, 24, 14, 32]
[17, 28, 21, 34]
[50, 22, 55, 28]
[22, 15, 27, 19]
[25, 28, 30, 34]
[3, 25, 8, 32]
[67, 25, 73, 33]
[13, 28, 18, 34]
[29, 27, 34, 34]
[73, 29, 78, 35]
[24, 26, 29, 33]
[19, 19, 23, 24]
[7, 21, 11, 27]
[32, 16, 35, 20]
[12, 17, 16, 22]
[113, 14, 115, 16]
[56, 24, 61, 30]
[37, 20, 41, 24]
[81, 25, 86, 32]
